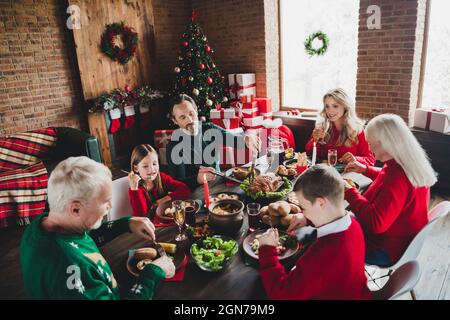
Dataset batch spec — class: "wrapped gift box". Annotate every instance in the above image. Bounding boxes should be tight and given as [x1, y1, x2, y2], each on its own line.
[254, 98, 273, 114]
[210, 108, 236, 119]
[242, 101, 258, 110]
[154, 129, 174, 149]
[260, 112, 273, 120]
[243, 116, 264, 129]
[242, 107, 259, 119]
[414, 107, 450, 134]
[228, 73, 256, 100]
[211, 117, 240, 130]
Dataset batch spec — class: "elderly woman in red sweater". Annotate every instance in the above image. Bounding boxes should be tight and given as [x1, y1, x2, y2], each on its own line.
[344, 114, 437, 267]
[257, 164, 371, 300]
[128, 144, 191, 217]
[305, 88, 375, 166]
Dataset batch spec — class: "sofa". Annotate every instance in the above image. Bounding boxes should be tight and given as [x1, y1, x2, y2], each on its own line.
[0, 127, 101, 228]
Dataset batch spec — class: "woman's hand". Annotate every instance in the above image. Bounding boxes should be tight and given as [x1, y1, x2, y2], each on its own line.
[344, 160, 367, 174]
[128, 171, 141, 190]
[339, 152, 356, 164]
[312, 128, 326, 142]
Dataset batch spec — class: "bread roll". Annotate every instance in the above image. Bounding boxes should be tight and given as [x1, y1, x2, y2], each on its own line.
[289, 203, 301, 213]
[134, 247, 157, 261]
[277, 201, 291, 217]
[260, 206, 269, 216]
[268, 203, 281, 216]
[281, 214, 293, 226]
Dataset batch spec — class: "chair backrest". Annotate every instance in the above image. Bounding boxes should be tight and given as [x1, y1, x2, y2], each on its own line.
[109, 176, 133, 221]
[428, 201, 450, 222]
[372, 261, 421, 300]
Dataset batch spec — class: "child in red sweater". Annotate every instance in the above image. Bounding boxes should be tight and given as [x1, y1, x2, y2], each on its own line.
[344, 114, 437, 266]
[258, 164, 371, 300]
[305, 88, 375, 166]
[128, 144, 192, 218]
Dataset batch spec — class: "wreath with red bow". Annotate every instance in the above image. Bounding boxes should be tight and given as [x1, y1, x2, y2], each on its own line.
[101, 22, 138, 65]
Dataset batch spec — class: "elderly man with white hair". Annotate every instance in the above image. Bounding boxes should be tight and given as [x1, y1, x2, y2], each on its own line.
[20, 156, 175, 300]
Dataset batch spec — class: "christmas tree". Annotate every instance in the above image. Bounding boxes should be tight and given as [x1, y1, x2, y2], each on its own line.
[172, 10, 229, 120]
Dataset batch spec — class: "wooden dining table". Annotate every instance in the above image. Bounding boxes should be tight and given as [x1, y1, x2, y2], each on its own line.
[100, 156, 370, 300]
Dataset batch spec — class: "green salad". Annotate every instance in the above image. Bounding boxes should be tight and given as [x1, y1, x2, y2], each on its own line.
[240, 176, 292, 200]
[191, 236, 238, 271]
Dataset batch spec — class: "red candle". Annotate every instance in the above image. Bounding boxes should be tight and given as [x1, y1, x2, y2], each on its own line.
[203, 174, 210, 209]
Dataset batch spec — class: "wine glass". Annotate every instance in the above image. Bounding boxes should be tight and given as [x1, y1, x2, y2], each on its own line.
[328, 149, 338, 167]
[315, 117, 326, 145]
[172, 200, 187, 241]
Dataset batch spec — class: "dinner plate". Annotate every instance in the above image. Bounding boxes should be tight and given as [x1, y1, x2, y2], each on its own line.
[155, 200, 200, 222]
[126, 242, 185, 277]
[224, 166, 261, 181]
[242, 229, 300, 260]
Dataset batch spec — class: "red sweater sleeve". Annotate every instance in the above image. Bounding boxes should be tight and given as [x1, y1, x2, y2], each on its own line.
[344, 167, 409, 234]
[304, 136, 314, 154]
[354, 131, 375, 166]
[160, 172, 192, 200]
[128, 187, 149, 217]
[364, 165, 381, 181]
[258, 246, 323, 300]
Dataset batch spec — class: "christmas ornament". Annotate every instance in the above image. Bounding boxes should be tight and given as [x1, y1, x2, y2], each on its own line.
[210, 93, 216, 99]
[205, 99, 213, 107]
[212, 63, 216, 68]
[206, 77, 213, 85]
[182, 41, 189, 47]
[222, 97, 228, 102]
[188, 76, 194, 81]
[186, 51, 192, 58]
[178, 56, 183, 61]
[205, 45, 211, 53]
[202, 35, 207, 41]
[174, 67, 180, 73]
[304, 31, 329, 56]
[192, 88, 200, 96]
[199, 63, 205, 70]
[101, 22, 138, 65]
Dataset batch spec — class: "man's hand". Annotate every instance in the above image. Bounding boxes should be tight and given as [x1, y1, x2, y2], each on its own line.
[151, 255, 176, 279]
[339, 152, 356, 164]
[128, 217, 156, 241]
[244, 134, 261, 153]
[257, 228, 279, 248]
[287, 213, 308, 233]
[197, 166, 216, 184]
[128, 172, 141, 190]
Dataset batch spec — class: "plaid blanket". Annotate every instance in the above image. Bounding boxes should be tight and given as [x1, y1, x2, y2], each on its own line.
[0, 162, 49, 228]
[0, 127, 57, 172]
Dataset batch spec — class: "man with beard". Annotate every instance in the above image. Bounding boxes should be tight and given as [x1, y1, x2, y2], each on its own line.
[166, 94, 261, 189]
[20, 156, 175, 299]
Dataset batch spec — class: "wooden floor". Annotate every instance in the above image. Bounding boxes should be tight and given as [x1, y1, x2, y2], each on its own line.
[368, 194, 450, 300]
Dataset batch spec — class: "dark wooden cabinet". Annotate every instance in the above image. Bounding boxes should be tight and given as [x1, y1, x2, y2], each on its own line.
[412, 128, 450, 195]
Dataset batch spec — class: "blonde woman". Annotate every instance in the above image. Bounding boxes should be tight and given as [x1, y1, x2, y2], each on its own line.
[344, 114, 437, 267]
[305, 88, 375, 166]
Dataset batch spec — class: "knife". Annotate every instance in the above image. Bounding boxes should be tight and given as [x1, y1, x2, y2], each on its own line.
[212, 170, 244, 184]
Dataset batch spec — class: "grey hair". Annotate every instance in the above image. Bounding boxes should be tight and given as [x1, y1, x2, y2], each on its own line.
[47, 156, 112, 213]
[365, 114, 437, 187]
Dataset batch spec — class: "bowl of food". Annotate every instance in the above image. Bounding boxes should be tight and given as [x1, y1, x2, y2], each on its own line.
[284, 148, 295, 160]
[240, 173, 293, 205]
[190, 235, 238, 272]
[276, 165, 298, 180]
[208, 199, 245, 235]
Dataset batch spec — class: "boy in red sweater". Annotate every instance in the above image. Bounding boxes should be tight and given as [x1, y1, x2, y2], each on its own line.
[258, 164, 371, 300]
[128, 144, 192, 218]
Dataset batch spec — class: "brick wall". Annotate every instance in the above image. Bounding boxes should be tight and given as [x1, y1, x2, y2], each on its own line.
[356, 0, 427, 124]
[0, 0, 85, 134]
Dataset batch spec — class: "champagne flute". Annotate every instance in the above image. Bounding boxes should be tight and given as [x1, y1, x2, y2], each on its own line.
[328, 149, 338, 167]
[173, 200, 187, 241]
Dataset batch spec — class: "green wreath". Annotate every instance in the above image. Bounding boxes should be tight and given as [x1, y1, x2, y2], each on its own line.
[304, 31, 329, 56]
[101, 22, 138, 65]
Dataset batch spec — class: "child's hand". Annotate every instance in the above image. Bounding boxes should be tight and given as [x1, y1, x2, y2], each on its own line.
[197, 167, 216, 184]
[128, 171, 141, 190]
[287, 213, 308, 233]
[257, 228, 279, 248]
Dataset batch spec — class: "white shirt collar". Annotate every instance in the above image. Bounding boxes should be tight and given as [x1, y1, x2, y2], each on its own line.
[316, 212, 352, 239]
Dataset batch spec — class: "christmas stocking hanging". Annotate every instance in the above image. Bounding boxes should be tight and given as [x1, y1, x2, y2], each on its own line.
[139, 105, 151, 129]
[109, 108, 122, 134]
[124, 105, 136, 129]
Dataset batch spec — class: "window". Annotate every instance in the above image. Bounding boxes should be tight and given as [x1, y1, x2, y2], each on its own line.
[421, 0, 450, 108]
[280, 0, 359, 109]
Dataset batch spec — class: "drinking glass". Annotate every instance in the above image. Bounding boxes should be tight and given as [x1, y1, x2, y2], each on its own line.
[247, 203, 261, 233]
[267, 136, 284, 171]
[328, 149, 338, 167]
[172, 200, 187, 241]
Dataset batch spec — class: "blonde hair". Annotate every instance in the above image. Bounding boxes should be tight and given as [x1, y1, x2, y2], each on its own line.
[365, 114, 437, 187]
[320, 88, 365, 147]
[47, 156, 112, 213]
[130, 144, 165, 197]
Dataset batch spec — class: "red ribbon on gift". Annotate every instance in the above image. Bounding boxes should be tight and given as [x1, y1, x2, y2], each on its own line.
[229, 74, 256, 96]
